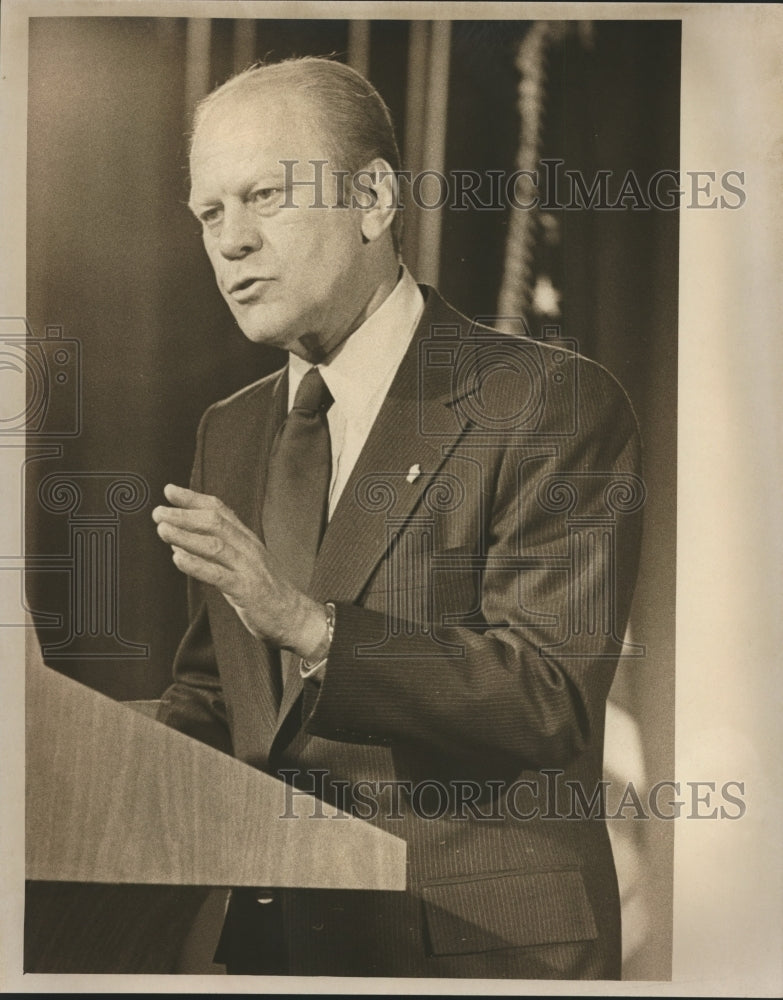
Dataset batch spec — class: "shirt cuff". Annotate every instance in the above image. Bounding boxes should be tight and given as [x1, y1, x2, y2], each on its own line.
[299, 655, 327, 683]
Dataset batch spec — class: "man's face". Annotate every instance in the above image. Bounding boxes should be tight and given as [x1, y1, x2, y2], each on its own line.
[189, 88, 369, 355]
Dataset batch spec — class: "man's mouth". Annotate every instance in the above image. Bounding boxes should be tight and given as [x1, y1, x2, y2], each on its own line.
[227, 277, 271, 302]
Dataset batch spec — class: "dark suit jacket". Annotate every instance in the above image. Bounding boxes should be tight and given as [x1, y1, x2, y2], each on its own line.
[157, 287, 644, 979]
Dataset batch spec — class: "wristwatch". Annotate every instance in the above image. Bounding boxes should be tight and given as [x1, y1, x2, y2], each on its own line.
[300, 601, 336, 679]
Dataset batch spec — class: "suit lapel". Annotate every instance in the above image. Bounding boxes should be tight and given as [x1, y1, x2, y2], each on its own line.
[274, 290, 471, 730]
[215, 367, 288, 750]
[245, 368, 288, 541]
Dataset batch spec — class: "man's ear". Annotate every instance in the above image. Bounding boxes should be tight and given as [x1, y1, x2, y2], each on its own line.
[355, 158, 398, 244]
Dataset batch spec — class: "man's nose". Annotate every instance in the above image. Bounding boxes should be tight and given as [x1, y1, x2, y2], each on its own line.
[218, 204, 262, 259]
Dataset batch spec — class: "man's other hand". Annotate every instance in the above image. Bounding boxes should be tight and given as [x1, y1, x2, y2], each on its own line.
[152, 484, 329, 661]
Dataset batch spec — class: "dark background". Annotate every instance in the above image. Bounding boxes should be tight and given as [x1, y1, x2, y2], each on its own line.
[24, 16, 679, 979]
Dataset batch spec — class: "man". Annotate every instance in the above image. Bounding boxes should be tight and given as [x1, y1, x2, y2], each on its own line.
[152, 57, 644, 979]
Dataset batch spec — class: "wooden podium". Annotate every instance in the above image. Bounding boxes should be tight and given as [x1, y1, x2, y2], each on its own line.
[25, 630, 406, 973]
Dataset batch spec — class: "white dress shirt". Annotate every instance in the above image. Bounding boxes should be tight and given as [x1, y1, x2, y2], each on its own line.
[287, 266, 425, 519]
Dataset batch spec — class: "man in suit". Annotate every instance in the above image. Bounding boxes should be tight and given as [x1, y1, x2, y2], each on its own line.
[152, 57, 644, 979]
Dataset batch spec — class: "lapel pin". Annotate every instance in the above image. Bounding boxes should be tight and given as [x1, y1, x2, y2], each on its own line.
[406, 463, 421, 484]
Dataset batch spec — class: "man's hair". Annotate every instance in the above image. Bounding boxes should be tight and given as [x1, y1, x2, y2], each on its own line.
[191, 56, 403, 255]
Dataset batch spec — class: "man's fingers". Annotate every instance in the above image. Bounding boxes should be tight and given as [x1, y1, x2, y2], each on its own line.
[153, 504, 227, 533]
[162, 483, 225, 511]
[156, 520, 236, 566]
[156, 486, 251, 535]
[171, 546, 233, 592]
[163, 484, 252, 534]
[153, 506, 264, 569]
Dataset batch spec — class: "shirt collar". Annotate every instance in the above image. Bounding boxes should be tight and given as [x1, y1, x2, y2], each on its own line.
[287, 266, 424, 418]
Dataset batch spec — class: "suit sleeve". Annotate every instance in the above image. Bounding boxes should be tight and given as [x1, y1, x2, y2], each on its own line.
[303, 360, 644, 773]
[156, 408, 233, 756]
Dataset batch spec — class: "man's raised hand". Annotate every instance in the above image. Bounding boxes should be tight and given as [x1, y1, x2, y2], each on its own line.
[152, 484, 328, 662]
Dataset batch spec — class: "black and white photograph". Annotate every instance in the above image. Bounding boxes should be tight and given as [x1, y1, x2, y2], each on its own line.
[0, 1, 780, 994]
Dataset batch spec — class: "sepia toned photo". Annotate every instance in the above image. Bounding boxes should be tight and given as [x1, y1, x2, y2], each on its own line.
[1, 2, 780, 995]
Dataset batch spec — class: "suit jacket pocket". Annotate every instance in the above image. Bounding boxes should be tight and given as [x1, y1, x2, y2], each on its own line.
[421, 868, 597, 956]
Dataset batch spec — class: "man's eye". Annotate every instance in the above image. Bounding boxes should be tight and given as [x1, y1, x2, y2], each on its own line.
[199, 207, 223, 226]
[250, 188, 282, 212]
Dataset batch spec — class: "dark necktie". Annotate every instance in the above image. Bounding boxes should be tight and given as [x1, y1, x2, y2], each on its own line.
[262, 367, 333, 695]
